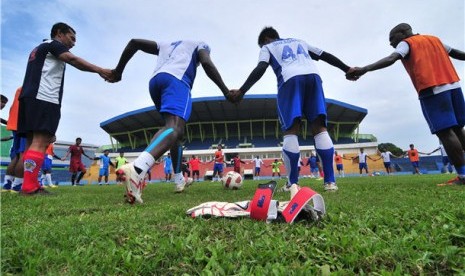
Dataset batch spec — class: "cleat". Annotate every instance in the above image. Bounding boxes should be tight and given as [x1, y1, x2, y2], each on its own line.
[437, 176, 465, 186]
[175, 178, 186, 193]
[2, 181, 12, 192]
[10, 184, 22, 193]
[116, 164, 144, 204]
[20, 187, 52, 196]
[324, 183, 338, 191]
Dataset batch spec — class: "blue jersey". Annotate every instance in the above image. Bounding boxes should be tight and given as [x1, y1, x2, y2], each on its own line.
[20, 39, 69, 105]
[152, 40, 210, 89]
[258, 38, 323, 89]
[307, 156, 319, 169]
[99, 155, 111, 170]
[164, 156, 172, 169]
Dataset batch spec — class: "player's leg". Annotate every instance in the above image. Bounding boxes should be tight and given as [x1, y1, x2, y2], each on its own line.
[437, 127, 465, 180]
[76, 165, 86, 185]
[22, 131, 51, 193]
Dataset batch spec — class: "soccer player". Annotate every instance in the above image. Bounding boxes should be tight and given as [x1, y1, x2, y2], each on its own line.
[252, 155, 264, 180]
[17, 22, 111, 195]
[109, 38, 230, 202]
[62, 137, 93, 186]
[403, 144, 427, 175]
[269, 158, 283, 180]
[352, 148, 377, 176]
[181, 157, 191, 178]
[40, 136, 61, 188]
[306, 152, 321, 179]
[429, 142, 454, 174]
[93, 149, 115, 185]
[2, 87, 26, 193]
[229, 26, 352, 191]
[188, 155, 202, 182]
[346, 23, 465, 186]
[231, 153, 247, 174]
[163, 153, 173, 182]
[211, 145, 225, 182]
[377, 148, 401, 175]
[334, 151, 347, 177]
[114, 151, 128, 185]
[0, 94, 8, 125]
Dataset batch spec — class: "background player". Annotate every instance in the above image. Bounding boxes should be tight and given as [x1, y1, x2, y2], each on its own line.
[62, 137, 93, 186]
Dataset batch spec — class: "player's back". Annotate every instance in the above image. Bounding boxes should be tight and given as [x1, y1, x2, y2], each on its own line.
[261, 38, 322, 87]
[152, 40, 209, 88]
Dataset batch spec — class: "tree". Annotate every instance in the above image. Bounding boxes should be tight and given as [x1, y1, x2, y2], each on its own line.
[378, 143, 403, 156]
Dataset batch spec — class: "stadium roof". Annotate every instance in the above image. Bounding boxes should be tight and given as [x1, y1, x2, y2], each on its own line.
[100, 94, 367, 146]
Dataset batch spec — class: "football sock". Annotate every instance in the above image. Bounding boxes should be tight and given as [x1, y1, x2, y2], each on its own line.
[12, 178, 23, 188]
[3, 175, 14, 185]
[46, 173, 52, 185]
[71, 173, 77, 185]
[314, 131, 336, 184]
[455, 165, 465, 177]
[172, 145, 183, 174]
[22, 150, 45, 193]
[134, 151, 156, 177]
[174, 173, 184, 184]
[282, 135, 300, 186]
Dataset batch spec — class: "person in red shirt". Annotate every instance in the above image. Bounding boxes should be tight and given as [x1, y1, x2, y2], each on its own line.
[211, 144, 225, 182]
[231, 153, 247, 174]
[188, 155, 202, 182]
[347, 23, 465, 185]
[62, 137, 93, 186]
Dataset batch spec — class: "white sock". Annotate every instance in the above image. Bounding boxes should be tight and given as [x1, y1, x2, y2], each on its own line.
[12, 178, 23, 187]
[4, 175, 14, 184]
[134, 151, 156, 176]
[46, 173, 52, 185]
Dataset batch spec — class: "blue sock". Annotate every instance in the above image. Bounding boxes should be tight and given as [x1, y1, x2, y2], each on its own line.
[314, 131, 335, 184]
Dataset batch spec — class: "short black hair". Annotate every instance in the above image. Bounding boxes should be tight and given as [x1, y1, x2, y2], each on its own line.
[258, 26, 280, 46]
[50, 22, 76, 38]
[0, 94, 8, 103]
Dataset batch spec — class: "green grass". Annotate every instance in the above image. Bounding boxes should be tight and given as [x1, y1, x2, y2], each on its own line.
[2, 174, 465, 275]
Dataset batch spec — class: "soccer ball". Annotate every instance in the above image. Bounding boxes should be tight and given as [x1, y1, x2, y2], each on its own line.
[222, 171, 243, 190]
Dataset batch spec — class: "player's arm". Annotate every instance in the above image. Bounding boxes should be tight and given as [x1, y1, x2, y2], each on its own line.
[62, 148, 71, 160]
[348, 52, 402, 79]
[113, 39, 159, 81]
[238, 62, 268, 95]
[1, 118, 7, 125]
[317, 52, 351, 73]
[109, 161, 115, 167]
[58, 52, 111, 80]
[449, 48, 465, 60]
[198, 49, 229, 96]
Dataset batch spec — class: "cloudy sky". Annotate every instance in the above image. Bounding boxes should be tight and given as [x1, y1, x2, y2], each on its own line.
[1, 0, 464, 153]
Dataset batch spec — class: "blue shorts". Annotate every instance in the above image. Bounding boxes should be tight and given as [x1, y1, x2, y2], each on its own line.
[149, 73, 192, 121]
[42, 158, 52, 172]
[99, 168, 109, 177]
[383, 162, 391, 169]
[164, 168, 172, 174]
[255, 167, 261, 174]
[9, 132, 26, 159]
[277, 74, 327, 131]
[420, 88, 465, 134]
[213, 163, 223, 173]
[310, 167, 319, 173]
[411, 161, 419, 168]
[359, 163, 368, 170]
[336, 164, 343, 171]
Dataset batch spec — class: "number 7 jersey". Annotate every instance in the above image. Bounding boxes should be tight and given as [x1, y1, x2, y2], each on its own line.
[259, 38, 323, 89]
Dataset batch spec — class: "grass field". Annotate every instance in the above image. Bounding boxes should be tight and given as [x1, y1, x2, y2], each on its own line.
[1, 174, 464, 275]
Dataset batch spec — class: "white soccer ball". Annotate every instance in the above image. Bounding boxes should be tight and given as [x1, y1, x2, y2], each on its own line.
[222, 171, 243, 190]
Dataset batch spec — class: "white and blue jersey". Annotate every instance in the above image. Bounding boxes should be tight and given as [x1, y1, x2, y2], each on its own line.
[20, 39, 69, 105]
[152, 40, 210, 89]
[259, 38, 323, 89]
